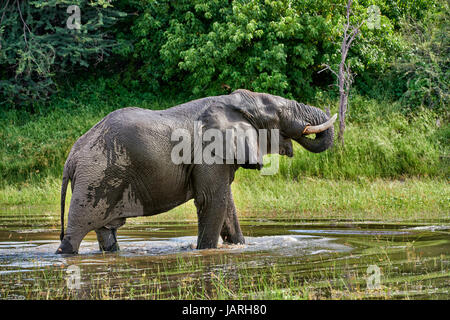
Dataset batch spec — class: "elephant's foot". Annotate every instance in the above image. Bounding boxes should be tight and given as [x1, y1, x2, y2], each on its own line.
[220, 218, 245, 245]
[55, 231, 87, 254]
[100, 241, 120, 252]
[221, 233, 245, 245]
[96, 227, 120, 252]
[197, 238, 219, 250]
[55, 237, 78, 254]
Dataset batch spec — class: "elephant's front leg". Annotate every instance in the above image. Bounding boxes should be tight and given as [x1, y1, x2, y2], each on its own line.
[96, 218, 125, 252]
[96, 227, 120, 252]
[221, 191, 245, 245]
[195, 190, 228, 249]
[193, 166, 231, 249]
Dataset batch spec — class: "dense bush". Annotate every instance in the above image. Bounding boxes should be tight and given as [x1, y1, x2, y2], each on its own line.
[0, 0, 446, 113]
[0, 0, 125, 108]
[373, 0, 439, 26]
[123, 0, 402, 100]
[393, 3, 449, 112]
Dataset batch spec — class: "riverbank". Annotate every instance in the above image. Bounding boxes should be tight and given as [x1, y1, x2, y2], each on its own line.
[1, 175, 448, 223]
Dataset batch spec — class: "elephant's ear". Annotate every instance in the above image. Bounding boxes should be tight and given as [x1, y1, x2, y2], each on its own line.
[199, 104, 263, 169]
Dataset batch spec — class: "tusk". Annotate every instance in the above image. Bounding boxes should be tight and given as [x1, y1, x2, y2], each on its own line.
[302, 114, 337, 135]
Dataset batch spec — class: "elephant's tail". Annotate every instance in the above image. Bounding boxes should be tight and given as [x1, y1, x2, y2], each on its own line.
[60, 167, 70, 241]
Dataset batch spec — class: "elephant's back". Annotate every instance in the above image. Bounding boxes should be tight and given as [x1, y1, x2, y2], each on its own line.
[69, 106, 181, 162]
[67, 106, 192, 217]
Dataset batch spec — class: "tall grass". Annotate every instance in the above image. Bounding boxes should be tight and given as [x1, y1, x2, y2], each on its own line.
[0, 78, 186, 184]
[279, 109, 447, 179]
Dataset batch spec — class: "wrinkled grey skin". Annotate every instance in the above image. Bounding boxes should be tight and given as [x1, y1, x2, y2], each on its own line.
[56, 89, 334, 254]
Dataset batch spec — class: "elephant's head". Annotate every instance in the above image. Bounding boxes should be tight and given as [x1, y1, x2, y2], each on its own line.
[199, 89, 335, 167]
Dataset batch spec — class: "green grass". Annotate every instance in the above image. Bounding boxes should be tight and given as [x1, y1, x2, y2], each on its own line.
[278, 111, 449, 179]
[234, 174, 449, 221]
[0, 175, 448, 222]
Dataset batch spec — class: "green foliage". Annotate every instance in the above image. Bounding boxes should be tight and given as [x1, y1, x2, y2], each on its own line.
[370, 0, 440, 27]
[0, 0, 126, 107]
[393, 2, 449, 112]
[322, 1, 401, 79]
[1, 0, 446, 113]
[124, 0, 402, 100]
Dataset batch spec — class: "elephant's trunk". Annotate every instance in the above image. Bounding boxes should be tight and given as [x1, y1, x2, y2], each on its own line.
[293, 104, 335, 153]
[296, 127, 334, 153]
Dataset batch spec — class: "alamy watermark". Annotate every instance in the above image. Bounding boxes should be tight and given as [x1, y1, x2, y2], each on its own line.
[367, 5, 381, 30]
[66, 265, 81, 290]
[366, 265, 381, 290]
[66, 1, 114, 29]
[170, 122, 280, 175]
[66, 5, 81, 30]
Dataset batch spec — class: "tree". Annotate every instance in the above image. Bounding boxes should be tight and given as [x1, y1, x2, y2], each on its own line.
[319, 0, 366, 146]
[0, 0, 125, 108]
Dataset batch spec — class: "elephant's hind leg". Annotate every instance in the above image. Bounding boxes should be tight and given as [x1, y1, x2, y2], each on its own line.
[56, 226, 90, 254]
[96, 218, 126, 252]
[56, 201, 93, 254]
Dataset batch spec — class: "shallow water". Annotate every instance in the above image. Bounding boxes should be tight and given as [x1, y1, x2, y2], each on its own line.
[0, 215, 449, 299]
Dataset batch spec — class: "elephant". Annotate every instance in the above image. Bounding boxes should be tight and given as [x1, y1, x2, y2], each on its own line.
[56, 89, 336, 254]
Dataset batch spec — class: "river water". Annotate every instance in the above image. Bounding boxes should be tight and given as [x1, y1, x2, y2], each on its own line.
[0, 213, 448, 299]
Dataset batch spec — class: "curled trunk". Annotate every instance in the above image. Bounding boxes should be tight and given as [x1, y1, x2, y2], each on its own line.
[293, 105, 335, 153]
[296, 127, 334, 153]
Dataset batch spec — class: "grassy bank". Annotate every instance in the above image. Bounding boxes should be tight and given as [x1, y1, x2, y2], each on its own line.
[0, 175, 448, 222]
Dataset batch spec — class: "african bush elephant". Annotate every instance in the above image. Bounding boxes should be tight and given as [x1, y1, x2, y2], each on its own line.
[56, 89, 335, 254]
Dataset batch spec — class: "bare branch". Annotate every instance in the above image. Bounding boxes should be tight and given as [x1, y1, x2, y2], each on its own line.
[16, 0, 32, 47]
[318, 64, 340, 88]
[343, 0, 353, 40]
[317, 0, 365, 147]
[347, 20, 365, 47]
[0, 0, 10, 28]
[318, 64, 338, 78]
[336, 0, 364, 146]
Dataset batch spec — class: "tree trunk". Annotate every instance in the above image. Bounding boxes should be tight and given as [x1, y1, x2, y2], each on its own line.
[338, 52, 348, 146]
